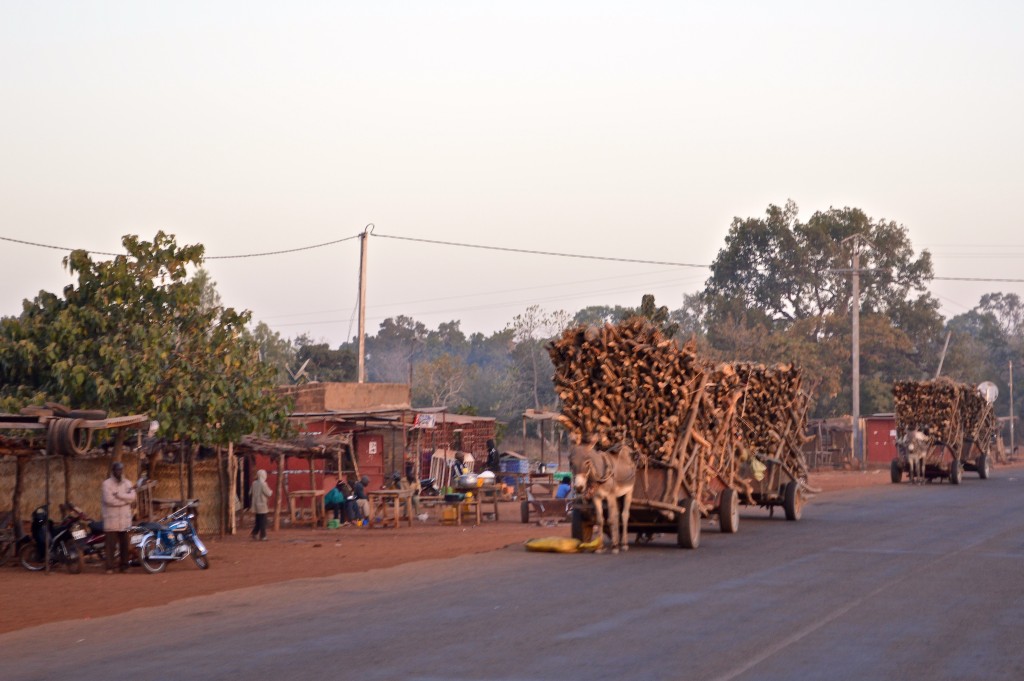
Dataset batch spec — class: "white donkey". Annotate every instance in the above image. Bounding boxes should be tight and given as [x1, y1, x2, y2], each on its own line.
[897, 430, 930, 484]
[569, 440, 637, 554]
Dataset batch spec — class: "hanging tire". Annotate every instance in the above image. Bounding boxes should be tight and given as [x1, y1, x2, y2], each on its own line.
[139, 537, 167, 574]
[571, 507, 593, 542]
[783, 481, 802, 521]
[977, 454, 990, 480]
[949, 458, 962, 485]
[520, 501, 530, 524]
[890, 459, 903, 484]
[677, 498, 700, 549]
[718, 488, 739, 534]
[18, 542, 45, 571]
[192, 544, 210, 570]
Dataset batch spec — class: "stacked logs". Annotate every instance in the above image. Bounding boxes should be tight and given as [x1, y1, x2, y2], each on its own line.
[547, 318, 706, 461]
[729, 363, 812, 483]
[894, 377, 995, 447]
[548, 318, 811, 506]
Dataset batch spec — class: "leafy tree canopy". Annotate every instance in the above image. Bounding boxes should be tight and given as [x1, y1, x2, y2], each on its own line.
[0, 232, 288, 444]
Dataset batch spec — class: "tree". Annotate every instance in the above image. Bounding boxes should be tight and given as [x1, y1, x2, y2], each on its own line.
[507, 305, 570, 413]
[294, 334, 356, 383]
[0, 232, 287, 445]
[412, 354, 476, 408]
[700, 201, 944, 416]
[623, 294, 679, 338]
[364, 316, 428, 384]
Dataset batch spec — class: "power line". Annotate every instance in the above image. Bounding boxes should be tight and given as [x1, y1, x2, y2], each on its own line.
[7, 231, 1024, 282]
[0, 234, 361, 259]
[373, 232, 709, 268]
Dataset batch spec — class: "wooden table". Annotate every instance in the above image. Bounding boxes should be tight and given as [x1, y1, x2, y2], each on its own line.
[287, 490, 326, 528]
[447, 485, 501, 526]
[367, 489, 414, 529]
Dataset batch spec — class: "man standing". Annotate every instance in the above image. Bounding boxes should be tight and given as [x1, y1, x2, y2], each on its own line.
[101, 461, 136, 574]
[249, 469, 273, 541]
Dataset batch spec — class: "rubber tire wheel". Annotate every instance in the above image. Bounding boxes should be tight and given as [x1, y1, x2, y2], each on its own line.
[520, 500, 530, 524]
[18, 542, 45, 571]
[719, 488, 739, 534]
[677, 498, 700, 549]
[571, 507, 593, 543]
[890, 459, 903, 484]
[977, 454, 990, 480]
[949, 459, 962, 485]
[139, 537, 167, 574]
[783, 481, 802, 521]
[192, 544, 210, 570]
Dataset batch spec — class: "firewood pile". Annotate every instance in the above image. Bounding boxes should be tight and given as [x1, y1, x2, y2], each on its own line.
[548, 318, 811, 507]
[548, 318, 707, 461]
[729, 362, 812, 483]
[894, 378, 995, 448]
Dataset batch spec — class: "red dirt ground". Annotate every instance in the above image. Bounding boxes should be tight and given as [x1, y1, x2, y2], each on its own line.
[2, 465, 999, 635]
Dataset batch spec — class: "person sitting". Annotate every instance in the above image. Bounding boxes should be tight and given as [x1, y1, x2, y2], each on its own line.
[324, 480, 347, 523]
[555, 476, 572, 499]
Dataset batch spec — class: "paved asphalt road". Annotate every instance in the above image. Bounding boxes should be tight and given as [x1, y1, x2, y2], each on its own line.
[4, 471, 1022, 681]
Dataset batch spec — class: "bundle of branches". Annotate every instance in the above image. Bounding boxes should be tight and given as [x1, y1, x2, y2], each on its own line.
[728, 362, 812, 482]
[959, 387, 997, 445]
[548, 317, 707, 463]
[893, 378, 969, 444]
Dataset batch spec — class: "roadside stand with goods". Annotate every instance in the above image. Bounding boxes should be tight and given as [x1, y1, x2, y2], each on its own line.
[892, 378, 999, 484]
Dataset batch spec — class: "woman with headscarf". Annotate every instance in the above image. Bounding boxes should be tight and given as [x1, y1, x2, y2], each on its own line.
[249, 469, 273, 541]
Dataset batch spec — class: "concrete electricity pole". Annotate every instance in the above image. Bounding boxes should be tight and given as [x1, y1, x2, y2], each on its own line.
[840, 234, 875, 471]
[357, 224, 374, 384]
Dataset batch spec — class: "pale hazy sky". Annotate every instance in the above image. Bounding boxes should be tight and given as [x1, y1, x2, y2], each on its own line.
[2, 1, 1022, 346]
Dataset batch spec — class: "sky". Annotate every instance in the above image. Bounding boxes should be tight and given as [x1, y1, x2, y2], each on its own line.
[2, 1, 1022, 347]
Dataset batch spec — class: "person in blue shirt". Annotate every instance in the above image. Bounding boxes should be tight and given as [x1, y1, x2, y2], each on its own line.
[555, 476, 572, 499]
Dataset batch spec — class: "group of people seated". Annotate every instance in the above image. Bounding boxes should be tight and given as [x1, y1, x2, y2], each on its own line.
[323, 475, 371, 526]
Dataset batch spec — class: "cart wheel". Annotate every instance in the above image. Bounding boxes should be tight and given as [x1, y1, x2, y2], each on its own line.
[520, 501, 530, 524]
[977, 454, 990, 480]
[949, 458, 962, 485]
[677, 498, 700, 549]
[783, 481, 802, 521]
[718, 488, 739, 534]
[571, 508, 593, 543]
[890, 459, 903, 484]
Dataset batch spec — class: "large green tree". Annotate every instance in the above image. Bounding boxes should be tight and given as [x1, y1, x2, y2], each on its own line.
[700, 201, 943, 416]
[0, 232, 287, 445]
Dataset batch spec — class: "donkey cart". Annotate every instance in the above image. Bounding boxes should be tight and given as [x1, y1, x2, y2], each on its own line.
[570, 459, 738, 551]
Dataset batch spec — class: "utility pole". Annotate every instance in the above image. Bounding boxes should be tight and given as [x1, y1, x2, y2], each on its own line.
[840, 234, 875, 471]
[1011, 360, 1015, 459]
[357, 224, 373, 384]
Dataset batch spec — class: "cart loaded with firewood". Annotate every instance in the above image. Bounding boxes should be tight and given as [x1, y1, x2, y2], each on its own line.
[548, 318, 814, 550]
[892, 378, 999, 484]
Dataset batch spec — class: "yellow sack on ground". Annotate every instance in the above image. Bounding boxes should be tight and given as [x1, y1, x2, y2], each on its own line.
[524, 536, 603, 553]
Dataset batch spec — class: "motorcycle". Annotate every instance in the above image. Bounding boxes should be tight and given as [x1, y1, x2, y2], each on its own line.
[19, 505, 86, 573]
[136, 499, 210, 573]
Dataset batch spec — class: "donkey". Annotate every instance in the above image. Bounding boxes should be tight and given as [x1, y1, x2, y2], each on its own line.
[897, 430, 929, 484]
[569, 440, 637, 554]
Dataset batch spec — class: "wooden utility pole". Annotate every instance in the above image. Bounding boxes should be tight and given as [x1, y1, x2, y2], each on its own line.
[357, 224, 373, 384]
[1011, 360, 1016, 459]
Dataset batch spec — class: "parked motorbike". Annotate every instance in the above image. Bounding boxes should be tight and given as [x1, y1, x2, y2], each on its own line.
[136, 500, 210, 573]
[19, 505, 85, 573]
[419, 477, 441, 497]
